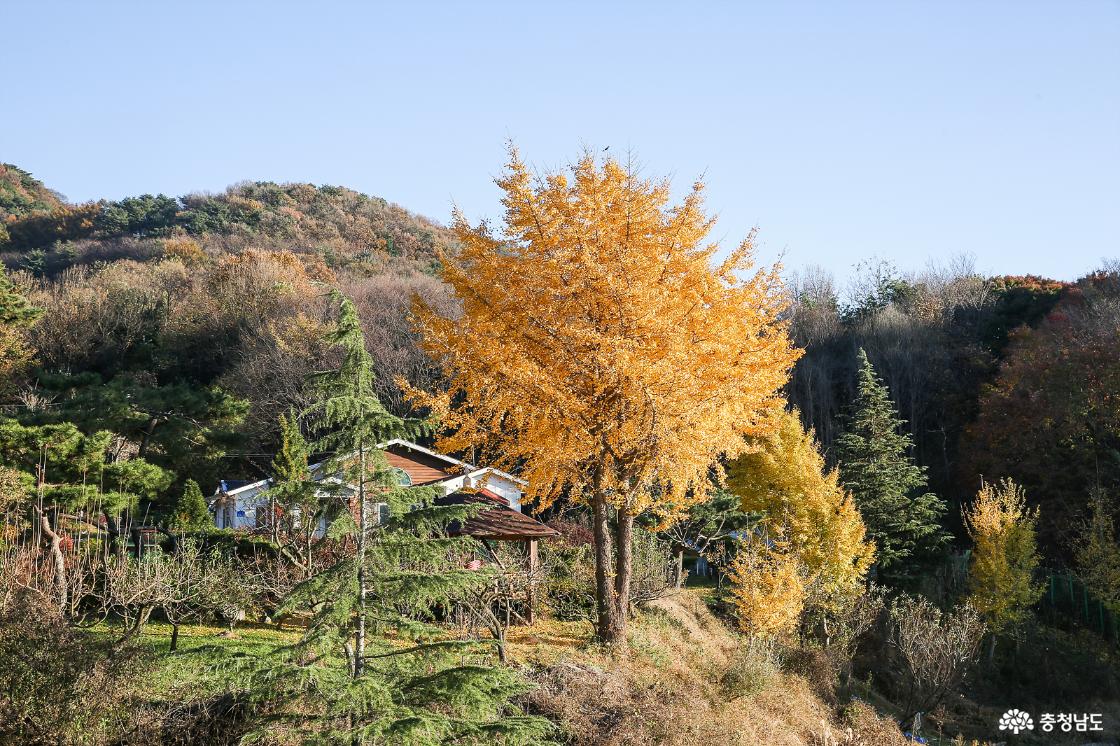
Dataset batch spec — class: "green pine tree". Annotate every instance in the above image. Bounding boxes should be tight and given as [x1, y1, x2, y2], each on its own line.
[0, 266, 40, 328]
[835, 349, 947, 577]
[0, 265, 41, 387]
[234, 291, 552, 744]
[272, 410, 311, 484]
[170, 479, 212, 533]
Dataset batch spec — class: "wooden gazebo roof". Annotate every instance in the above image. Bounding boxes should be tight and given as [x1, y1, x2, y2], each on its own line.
[437, 489, 559, 541]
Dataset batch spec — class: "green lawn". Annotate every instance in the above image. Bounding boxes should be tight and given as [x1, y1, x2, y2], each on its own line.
[89, 620, 302, 698]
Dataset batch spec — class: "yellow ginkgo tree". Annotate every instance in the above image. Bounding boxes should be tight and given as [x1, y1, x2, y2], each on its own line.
[727, 534, 806, 639]
[963, 478, 1043, 660]
[409, 147, 800, 647]
[727, 409, 875, 623]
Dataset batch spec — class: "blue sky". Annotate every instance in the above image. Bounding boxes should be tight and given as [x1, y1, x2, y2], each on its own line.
[3, 1, 1117, 282]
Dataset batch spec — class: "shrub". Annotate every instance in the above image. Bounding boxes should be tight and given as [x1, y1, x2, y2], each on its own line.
[628, 528, 675, 603]
[783, 646, 838, 705]
[720, 637, 781, 700]
[886, 593, 985, 720]
[162, 236, 206, 265]
[818, 584, 886, 687]
[541, 540, 597, 621]
[0, 591, 143, 744]
[836, 700, 910, 745]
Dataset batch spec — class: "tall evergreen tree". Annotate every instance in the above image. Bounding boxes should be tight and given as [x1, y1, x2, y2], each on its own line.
[835, 349, 947, 577]
[304, 291, 423, 676]
[235, 291, 551, 744]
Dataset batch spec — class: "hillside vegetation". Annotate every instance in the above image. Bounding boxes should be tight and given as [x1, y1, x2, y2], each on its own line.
[0, 164, 65, 225]
[515, 592, 910, 746]
[0, 165, 455, 276]
[73, 591, 912, 746]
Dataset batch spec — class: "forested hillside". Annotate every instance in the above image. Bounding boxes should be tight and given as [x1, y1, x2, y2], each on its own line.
[0, 166, 457, 481]
[787, 260, 1118, 554]
[0, 164, 66, 224]
[0, 166, 453, 276]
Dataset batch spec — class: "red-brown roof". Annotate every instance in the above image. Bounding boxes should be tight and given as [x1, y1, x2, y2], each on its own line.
[384, 443, 457, 485]
[437, 489, 559, 541]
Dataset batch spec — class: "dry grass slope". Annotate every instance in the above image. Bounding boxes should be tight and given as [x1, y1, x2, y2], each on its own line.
[511, 591, 909, 746]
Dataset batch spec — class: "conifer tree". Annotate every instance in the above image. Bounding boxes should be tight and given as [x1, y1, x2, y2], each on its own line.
[304, 291, 421, 676]
[0, 266, 40, 327]
[169, 479, 212, 533]
[265, 410, 323, 575]
[0, 265, 40, 385]
[235, 291, 552, 744]
[1075, 490, 1120, 616]
[263, 410, 311, 545]
[835, 349, 947, 577]
[272, 410, 311, 484]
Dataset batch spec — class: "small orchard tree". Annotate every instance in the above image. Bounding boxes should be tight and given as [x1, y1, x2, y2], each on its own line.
[101, 541, 205, 647]
[887, 594, 984, 722]
[963, 478, 1042, 659]
[1075, 489, 1120, 615]
[835, 349, 947, 579]
[728, 408, 875, 616]
[410, 148, 800, 647]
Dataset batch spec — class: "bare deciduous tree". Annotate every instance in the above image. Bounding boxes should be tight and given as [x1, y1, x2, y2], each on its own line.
[339, 270, 457, 415]
[459, 542, 549, 663]
[886, 593, 984, 721]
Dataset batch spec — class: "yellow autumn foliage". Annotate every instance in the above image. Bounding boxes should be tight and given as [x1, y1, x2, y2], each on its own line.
[727, 535, 806, 639]
[408, 147, 801, 518]
[727, 409, 875, 611]
[162, 236, 206, 265]
[963, 478, 1042, 635]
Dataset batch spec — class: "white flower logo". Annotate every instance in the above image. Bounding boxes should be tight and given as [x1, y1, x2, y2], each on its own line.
[999, 709, 1034, 734]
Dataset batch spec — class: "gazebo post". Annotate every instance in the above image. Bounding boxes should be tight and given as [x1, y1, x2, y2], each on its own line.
[526, 538, 539, 625]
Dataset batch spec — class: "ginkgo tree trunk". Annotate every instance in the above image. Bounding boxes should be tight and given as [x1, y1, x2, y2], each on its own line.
[410, 147, 801, 649]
